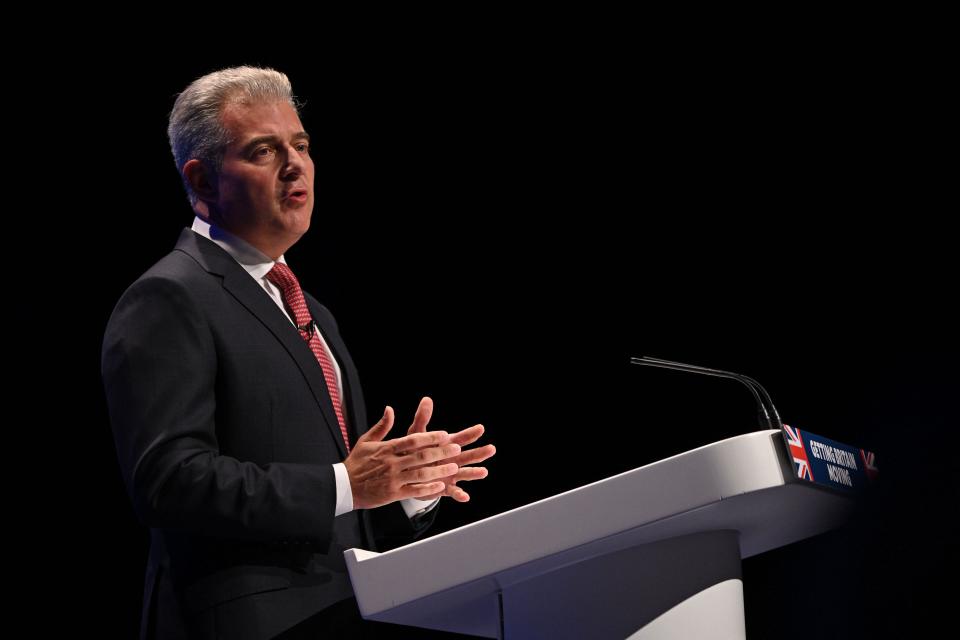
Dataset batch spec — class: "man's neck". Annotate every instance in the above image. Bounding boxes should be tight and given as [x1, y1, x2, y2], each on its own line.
[199, 215, 292, 261]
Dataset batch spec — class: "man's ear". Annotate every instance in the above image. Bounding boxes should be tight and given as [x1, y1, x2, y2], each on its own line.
[183, 159, 218, 203]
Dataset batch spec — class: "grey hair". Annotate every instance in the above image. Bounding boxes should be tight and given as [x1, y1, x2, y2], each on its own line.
[167, 66, 298, 206]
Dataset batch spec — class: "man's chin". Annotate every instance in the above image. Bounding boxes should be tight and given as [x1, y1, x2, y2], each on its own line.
[281, 216, 311, 243]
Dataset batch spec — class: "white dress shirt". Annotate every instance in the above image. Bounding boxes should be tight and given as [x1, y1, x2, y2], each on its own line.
[191, 217, 439, 519]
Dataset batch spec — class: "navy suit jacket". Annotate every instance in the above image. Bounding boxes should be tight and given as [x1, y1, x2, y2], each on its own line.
[102, 228, 437, 639]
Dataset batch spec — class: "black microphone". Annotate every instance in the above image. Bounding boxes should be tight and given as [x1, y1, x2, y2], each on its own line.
[297, 319, 318, 338]
[629, 356, 783, 432]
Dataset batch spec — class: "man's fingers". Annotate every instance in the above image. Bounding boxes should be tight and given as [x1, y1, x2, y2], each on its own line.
[400, 442, 461, 469]
[392, 430, 450, 455]
[447, 424, 485, 446]
[412, 467, 487, 501]
[358, 406, 394, 443]
[404, 481, 447, 500]
[402, 443, 494, 472]
[400, 462, 459, 485]
[407, 396, 433, 434]
[402, 425, 489, 455]
[456, 444, 496, 466]
[454, 466, 489, 482]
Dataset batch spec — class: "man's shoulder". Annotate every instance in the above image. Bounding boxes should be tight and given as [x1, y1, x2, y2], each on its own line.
[124, 250, 207, 296]
[132, 229, 224, 286]
[110, 231, 225, 313]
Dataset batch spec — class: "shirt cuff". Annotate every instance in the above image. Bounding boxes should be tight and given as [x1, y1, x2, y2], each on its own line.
[333, 463, 354, 516]
[401, 496, 440, 519]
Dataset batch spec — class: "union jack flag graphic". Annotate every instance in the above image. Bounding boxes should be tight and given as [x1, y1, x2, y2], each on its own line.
[783, 424, 814, 481]
[860, 449, 879, 483]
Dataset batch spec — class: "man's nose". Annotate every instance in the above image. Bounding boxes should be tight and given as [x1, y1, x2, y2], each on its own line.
[280, 144, 308, 180]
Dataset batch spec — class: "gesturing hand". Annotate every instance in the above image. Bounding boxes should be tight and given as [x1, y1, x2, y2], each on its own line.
[405, 397, 497, 503]
[344, 406, 462, 510]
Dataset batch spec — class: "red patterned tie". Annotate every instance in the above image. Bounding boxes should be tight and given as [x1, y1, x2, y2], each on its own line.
[266, 263, 351, 453]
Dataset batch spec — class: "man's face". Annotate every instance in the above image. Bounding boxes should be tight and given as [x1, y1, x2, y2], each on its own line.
[211, 100, 314, 258]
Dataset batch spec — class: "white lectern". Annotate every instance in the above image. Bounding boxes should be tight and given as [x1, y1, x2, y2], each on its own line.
[345, 430, 854, 639]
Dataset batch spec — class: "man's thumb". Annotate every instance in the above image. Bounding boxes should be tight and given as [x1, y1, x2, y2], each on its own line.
[359, 406, 394, 442]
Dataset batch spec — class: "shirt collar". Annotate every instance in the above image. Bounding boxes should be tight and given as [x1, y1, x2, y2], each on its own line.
[190, 216, 287, 281]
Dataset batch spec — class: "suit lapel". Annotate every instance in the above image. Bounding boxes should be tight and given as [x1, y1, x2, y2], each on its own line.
[174, 229, 349, 459]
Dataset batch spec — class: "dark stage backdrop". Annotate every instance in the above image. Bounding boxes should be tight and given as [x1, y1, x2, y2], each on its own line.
[29, 48, 955, 638]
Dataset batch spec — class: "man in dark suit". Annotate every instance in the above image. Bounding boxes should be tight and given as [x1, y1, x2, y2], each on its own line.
[101, 66, 496, 639]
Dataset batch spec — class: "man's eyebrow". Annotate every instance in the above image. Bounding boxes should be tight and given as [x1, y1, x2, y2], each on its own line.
[241, 132, 311, 152]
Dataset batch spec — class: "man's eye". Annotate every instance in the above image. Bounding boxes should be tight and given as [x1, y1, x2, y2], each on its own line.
[295, 142, 309, 153]
[253, 147, 274, 159]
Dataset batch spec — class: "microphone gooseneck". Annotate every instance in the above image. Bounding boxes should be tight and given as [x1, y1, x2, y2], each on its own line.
[629, 356, 783, 431]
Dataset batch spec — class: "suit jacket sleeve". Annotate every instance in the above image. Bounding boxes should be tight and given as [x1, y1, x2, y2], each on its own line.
[102, 274, 338, 551]
[371, 499, 440, 551]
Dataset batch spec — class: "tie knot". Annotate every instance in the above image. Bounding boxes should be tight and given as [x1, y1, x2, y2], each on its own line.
[266, 262, 313, 329]
[266, 262, 299, 293]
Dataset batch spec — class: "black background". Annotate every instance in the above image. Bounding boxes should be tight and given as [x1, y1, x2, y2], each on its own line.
[15, 24, 955, 638]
